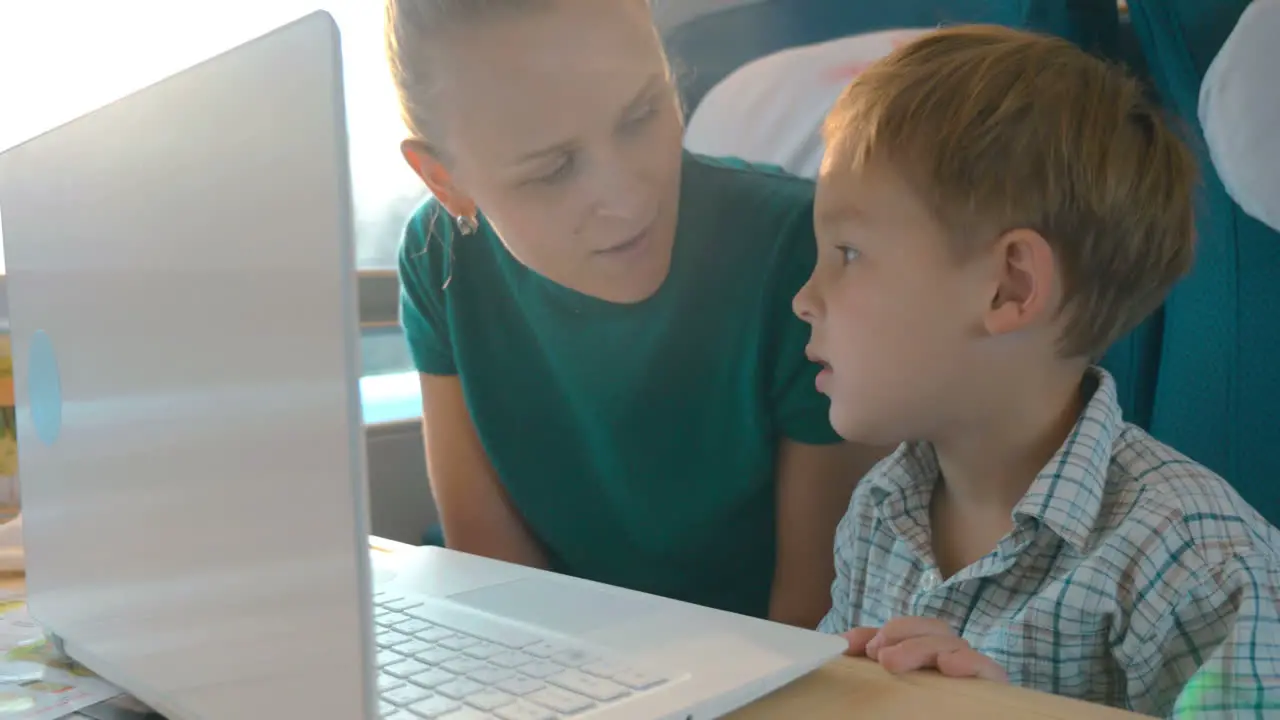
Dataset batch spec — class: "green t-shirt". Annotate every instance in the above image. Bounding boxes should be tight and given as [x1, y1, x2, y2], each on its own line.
[398, 152, 839, 618]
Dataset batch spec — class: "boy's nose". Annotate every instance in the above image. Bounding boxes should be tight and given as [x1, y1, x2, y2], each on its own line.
[793, 280, 820, 323]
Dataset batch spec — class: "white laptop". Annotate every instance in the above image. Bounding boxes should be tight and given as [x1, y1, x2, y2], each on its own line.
[0, 11, 843, 720]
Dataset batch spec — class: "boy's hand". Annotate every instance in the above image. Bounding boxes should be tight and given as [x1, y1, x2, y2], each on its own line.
[841, 617, 1008, 682]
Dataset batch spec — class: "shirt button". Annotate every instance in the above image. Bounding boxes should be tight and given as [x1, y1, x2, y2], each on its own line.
[920, 573, 938, 591]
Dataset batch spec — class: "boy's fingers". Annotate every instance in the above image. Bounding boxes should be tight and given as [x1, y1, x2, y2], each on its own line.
[866, 616, 955, 657]
[935, 647, 1009, 683]
[841, 627, 880, 656]
[876, 634, 970, 674]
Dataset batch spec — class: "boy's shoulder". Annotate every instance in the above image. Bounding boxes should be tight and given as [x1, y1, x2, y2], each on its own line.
[841, 370, 1279, 571]
[1102, 423, 1280, 565]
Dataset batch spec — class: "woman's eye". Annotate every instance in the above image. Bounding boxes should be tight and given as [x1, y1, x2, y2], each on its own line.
[838, 246, 860, 265]
[622, 102, 657, 131]
[534, 155, 575, 185]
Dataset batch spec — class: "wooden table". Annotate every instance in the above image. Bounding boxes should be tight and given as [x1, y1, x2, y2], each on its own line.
[368, 537, 1148, 720]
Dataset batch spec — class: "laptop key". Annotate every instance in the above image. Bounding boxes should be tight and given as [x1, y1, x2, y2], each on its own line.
[495, 702, 557, 720]
[580, 661, 623, 678]
[468, 666, 516, 685]
[466, 689, 516, 711]
[523, 642, 563, 658]
[380, 678, 408, 696]
[408, 667, 456, 689]
[383, 711, 416, 720]
[412, 603, 542, 649]
[383, 684, 433, 707]
[438, 709, 494, 720]
[377, 612, 411, 628]
[407, 695, 461, 718]
[440, 656, 488, 675]
[378, 631, 413, 648]
[394, 618, 435, 635]
[416, 626, 455, 643]
[497, 675, 546, 696]
[439, 635, 480, 651]
[387, 659, 433, 679]
[378, 649, 407, 667]
[383, 597, 422, 612]
[526, 686, 593, 715]
[489, 650, 534, 669]
[548, 649, 595, 668]
[415, 646, 457, 665]
[436, 677, 486, 700]
[463, 641, 504, 660]
[396, 640, 435, 657]
[548, 670, 628, 702]
[519, 661, 563, 679]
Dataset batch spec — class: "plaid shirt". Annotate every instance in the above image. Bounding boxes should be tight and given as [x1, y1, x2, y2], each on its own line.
[819, 369, 1280, 718]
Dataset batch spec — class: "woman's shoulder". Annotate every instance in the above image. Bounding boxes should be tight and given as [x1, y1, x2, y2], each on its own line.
[398, 195, 500, 289]
[400, 195, 452, 258]
[680, 152, 818, 260]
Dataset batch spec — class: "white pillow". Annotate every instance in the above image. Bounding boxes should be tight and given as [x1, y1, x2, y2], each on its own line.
[684, 29, 928, 178]
[1199, 0, 1280, 233]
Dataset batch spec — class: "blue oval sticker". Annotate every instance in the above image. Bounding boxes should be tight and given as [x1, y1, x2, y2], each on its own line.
[28, 330, 62, 445]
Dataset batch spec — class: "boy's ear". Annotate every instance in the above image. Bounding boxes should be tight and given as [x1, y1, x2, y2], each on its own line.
[982, 228, 1058, 338]
[401, 139, 478, 220]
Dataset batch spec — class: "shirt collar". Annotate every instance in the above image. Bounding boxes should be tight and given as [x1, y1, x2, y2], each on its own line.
[1014, 368, 1122, 551]
[863, 367, 1123, 553]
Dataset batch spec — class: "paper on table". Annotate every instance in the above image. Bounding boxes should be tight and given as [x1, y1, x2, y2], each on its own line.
[0, 600, 123, 719]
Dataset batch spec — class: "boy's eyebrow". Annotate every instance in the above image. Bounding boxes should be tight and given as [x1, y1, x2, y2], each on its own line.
[513, 73, 666, 165]
[817, 201, 866, 228]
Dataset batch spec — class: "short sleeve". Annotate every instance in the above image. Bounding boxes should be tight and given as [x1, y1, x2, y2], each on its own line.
[1117, 548, 1280, 718]
[397, 201, 457, 376]
[817, 505, 859, 635]
[765, 203, 842, 445]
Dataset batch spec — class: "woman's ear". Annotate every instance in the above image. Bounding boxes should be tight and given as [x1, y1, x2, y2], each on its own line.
[401, 139, 477, 219]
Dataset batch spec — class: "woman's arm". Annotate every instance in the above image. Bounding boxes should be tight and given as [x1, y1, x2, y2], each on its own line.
[419, 373, 550, 568]
[769, 439, 889, 628]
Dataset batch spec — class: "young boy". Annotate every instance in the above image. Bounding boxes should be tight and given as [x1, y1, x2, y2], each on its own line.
[794, 25, 1280, 718]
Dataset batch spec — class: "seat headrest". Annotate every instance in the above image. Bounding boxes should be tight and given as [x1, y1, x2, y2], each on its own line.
[1199, 0, 1280, 233]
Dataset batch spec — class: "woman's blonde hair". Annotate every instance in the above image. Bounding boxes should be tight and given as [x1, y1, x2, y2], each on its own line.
[384, 0, 552, 150]
[384, 0, 674, 155]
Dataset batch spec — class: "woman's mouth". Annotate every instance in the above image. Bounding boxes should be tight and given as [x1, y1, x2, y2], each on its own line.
[595, 221, 654, 258]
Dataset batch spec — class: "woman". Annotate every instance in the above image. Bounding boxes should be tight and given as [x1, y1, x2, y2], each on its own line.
[386, 0, 885, 628]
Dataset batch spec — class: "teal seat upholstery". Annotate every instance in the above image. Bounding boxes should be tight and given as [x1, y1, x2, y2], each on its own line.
[1127, 0, 1280, 525]
[663, 0, 1121, 112]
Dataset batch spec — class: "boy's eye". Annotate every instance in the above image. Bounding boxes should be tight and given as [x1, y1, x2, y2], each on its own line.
[838, 246, 860, 265]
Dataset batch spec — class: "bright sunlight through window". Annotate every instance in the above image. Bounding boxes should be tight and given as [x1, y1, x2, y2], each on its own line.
[0, 0, 428, 275]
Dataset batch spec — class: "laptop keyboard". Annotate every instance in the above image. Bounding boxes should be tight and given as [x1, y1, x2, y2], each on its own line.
[373, 591, 671, 719]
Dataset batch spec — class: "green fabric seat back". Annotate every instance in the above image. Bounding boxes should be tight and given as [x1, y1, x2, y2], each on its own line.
[1127, 0, 1280, 525]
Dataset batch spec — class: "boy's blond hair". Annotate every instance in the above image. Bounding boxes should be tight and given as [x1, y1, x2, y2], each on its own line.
[823, 25, 1197, 359]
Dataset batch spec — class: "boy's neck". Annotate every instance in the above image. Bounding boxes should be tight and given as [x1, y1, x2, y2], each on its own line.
[931, 362, 1089, 516]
